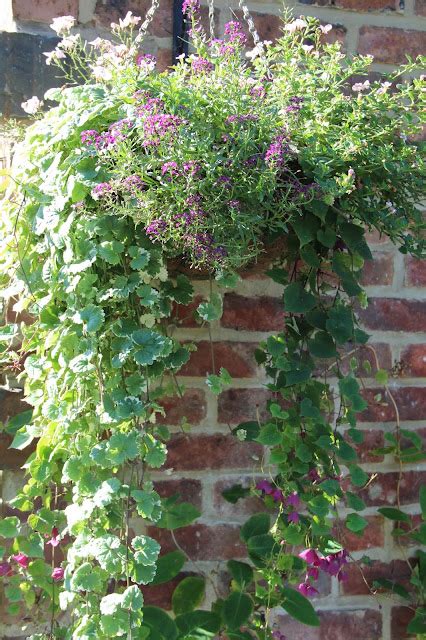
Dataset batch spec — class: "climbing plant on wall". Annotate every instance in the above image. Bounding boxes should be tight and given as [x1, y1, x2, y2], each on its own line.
[0, 3, 425, 638]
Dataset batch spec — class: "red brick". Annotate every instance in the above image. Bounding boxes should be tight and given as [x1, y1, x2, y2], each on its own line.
[154, 478, 202, 508]
[359, 387, 426, 422]
[218, 388, 271, 424]
[234, 11, 282, 44]
[157, 389, 206, 425]
[94, 0, 173, 38]
[366, 230, 390, 246]
[339, 343, 392, 376]
[172, 295, 204, 328]
[165, 434, 262, 471]
[356, 471, 426, 507]
[180, 341, 258, 378]
[342, 559, 412, 595]
[275, 609, 382, 640]
[222, 293, 285, 331]
[0, 434, 35, 471]
[0, 389, 28, 424]
[393, 514, 422, 546]
[391, 606, 414, 639]
[415, 0, 426, 16]
[147, 523, 246, 560]
[337, 516, 384, 552]
[142, 572, 196, 609]
[400, 344, 426, 377]
[320, 22, 347, 47]
[354, 429, 384, 463]
[361, 253, 394, 286]
[335, 0, 398, 9]
[12, 0, 78, 22]
[405, 257, 426, 287]
[359, 298, 426, 332]
[358, 27, 426, 64]
[156, 48, 172, 72]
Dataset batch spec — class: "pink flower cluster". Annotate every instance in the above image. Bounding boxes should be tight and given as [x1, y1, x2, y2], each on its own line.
[0, 528, 64, 582]
[191, 57, 214, 75]
[265, 133, 290, 167]
[298, 547, 349, 597]
[256, 480, 301, 524]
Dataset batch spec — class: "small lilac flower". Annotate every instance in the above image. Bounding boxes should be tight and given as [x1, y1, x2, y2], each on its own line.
[12, 553, 30, 569]
[183, 161, 200, 176]
[122, 174, 145, 193]
[307, 468, 321, 482]
[91, 182, 112, 200]
[182, 0, 200, 15]
[136, 53, 156, 70]
[265, 134, 290, 167]
[272, 631, 287, 640]
[298, 582, 318, 597]
[81, 129, 99, 146]
[52, 567, 64, 581]
[191, 57, 214, 74]
[287, 512, 300, 524]
[226, 114, 258, 124]
[224, 21, 247, 46]
[286, 492, 300, 508]
[141, 113, 183, 147]
[162, 161, 179, 177]
[228, 200, 241, 210]
[146, 219, 167, 239]
[299, 549, 320, 565]
[256, 480, 274, 495]
[272, 489, 285, 503]
[249, 84, 266, 99]
[286, 96, 304, 113]
[46, 527, 60, 548]
[0, 561, 12, 576]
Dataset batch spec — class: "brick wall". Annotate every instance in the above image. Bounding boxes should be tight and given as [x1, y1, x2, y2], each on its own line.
[0, 1, 425, 639]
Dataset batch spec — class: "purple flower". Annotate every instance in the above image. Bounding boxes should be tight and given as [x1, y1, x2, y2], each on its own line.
[146, 219, 168, 239]
[91, 182, 112, 200]
[52, 567, 64, 581]
[250, 84, 266, 99]
[265, 134, 290, 167]
[226, 114, 258, 124]
[256, 480, 274, 495]
[136, 53, 156, 69]
[298, 582, 319, 598]
[307, 566, 319, 580]
[122, 174, 145, 193]
[191, 57, 214, 74]
[0, 561, 12, 576]
[299, 549, 320, 565]
[108, 118, 134, 141]
[224, 21, 247, 46]
[141, 113, 183, 147]
[286, 96, 304, 113]
[216, 175, 232, 188]
[307, 468, 321, 482]
[182, 0, 200, 15]
[285, 492, 300, 509]
[185, 232, 227, 264]
[81, 129, 99, 146]
[46, 527, 60, 548]
[162, 161, 179, 177]
[287, 511, 300, 524]
[183, 161, 200, 176]
[228, 200, 241, 210]
[272, 631, 287, 640]
[272, 489, 285, 503]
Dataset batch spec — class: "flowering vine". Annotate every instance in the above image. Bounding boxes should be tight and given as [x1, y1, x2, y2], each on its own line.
[0, 5, 425, 639]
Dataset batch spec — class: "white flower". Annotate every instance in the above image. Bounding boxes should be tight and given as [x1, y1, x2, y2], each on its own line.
[376, 81, 392, 95]
[119, 11, 141, 28]
[319, 24, 332, 34]
[50, 15, 76, 35]
[21, 95, 42, 114]
[43, 48, 66, 65]
[58, 34, 79, 50]
[284, 19, 307, 33]
[246, 42, 265, 60]
[91, 64, 113, 81]
[301, 44, 314, 54]
[352, 80, 370, 92]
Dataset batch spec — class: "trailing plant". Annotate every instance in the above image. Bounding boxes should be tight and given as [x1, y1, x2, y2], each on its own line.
[0, 4, 425, 639]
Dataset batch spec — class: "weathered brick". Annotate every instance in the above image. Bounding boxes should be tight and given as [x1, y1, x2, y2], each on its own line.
[354, 429, 384, 463]
[172, 295, 204, 328]
[218, 388, 271, 424]
[356, 470, 426, 506]
[156, 47, 173, 72]
[222, 293, 285, 331]
[405, 257, 426, 287]
[339, 343, 392, 376]
[0, 435, 34, 471]
[157, 389, 206, 425]
[334, 0, 398, 9]
[142, 572, 197, 609]
[358, 27, 426, 64]
[400, 344, 426, 377]
[154, 478, 202, 508]
[213, 476, 265, 518]
[338, 516, 384, 551]
[0, 389, 28, 425]
[342, 559, 412, 595]
[274, 609, 382, 640]
[359, 387, 426, 422]
[180, 341, 258, 378]
[165, 434, 262, 471]
[361, 253, 394, 286]
[94, 0, 174, 38]
[393, 513, 422, 546]
[415, 0, 426, 16]
[235, 10, 283, 44]
[391, 606, 415, 639]
[359, 298, 426, 332]
[12, 0, 78, 22]
[147, 523, 246, 560]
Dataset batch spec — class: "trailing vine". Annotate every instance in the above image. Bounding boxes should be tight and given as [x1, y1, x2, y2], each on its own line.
[0, 4, 425, 639]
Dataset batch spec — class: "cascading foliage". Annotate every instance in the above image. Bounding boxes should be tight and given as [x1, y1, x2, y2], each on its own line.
[0, 4, 425, 639]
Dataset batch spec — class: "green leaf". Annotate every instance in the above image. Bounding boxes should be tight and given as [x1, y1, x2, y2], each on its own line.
[129, 246, 150, 270]
[150, 551, 186, 586]
[157, 499, 200, 530]
[10, 426, 34, 450]
[349, 465, 369, 487]
[283, 282, 316, 314]
[292, 215, 319, 248]
[308, 331, 337, 358]
[197, 293, 223, 322]
[222, 485, 250, 504]
[0, 516, 20, 538]
[326, 305, 354, 344]
[6, 409, 33, 435]
[240, 513, 270, 542]
[340, 222, 372, 260]
[346, 513, 369, 534]
[132, 330, 171, 365]
[98, 240, 124, 265]
[172, 576, 205, 615]
[227, 560, 253, 589]
[133, 535, 161, 566]
[93, 478, 121, 507]
[256, 424, 282, 446]
[175, 610, 221, 637]
[142, 606, 178, 640]
[420, 485, 426, 520]
[76, 304, 105, 333]
[247, 534, 278, 559]
[377, 507, 410, 523]
[122, 585, 144, 612]
[222, 592, 253, 629]
[407, 608, 426, 634]
[163, 275, 194, 305]
[346, 492, 366, 512]
[70, 563, 104, 592]
[281, 587, 320, 627]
